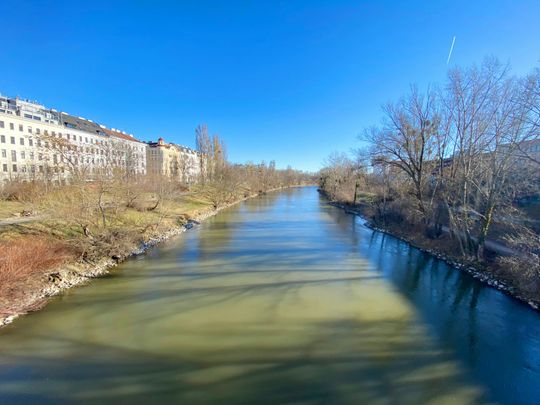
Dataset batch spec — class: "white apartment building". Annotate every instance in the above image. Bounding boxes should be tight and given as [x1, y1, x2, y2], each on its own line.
[146, 137, 201, 184]
[0, 95, 146, 182]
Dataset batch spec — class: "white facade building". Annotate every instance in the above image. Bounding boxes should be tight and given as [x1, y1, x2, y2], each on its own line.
[0, 94, 203, 184]
[0, 95, 147, 182]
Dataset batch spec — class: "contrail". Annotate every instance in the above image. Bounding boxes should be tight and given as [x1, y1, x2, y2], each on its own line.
[447, 36, 456, 64]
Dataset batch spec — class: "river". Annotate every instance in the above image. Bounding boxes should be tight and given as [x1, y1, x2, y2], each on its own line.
[0, 187, 539, 404]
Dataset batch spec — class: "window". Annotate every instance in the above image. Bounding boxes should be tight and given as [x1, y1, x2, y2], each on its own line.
[2, 164, 7, 172]
[21, 166, 27, 173]
[37, 140, 42, 147]
[36, 128, 40, 135]
[21, 151, 25, 159]
[10, 136, 15, 144]
[20, 138, 24, 146]
[30, 152, 34, 160]
[29, 139, 33, 147]
[12, 164, 17, 172]
[0, 135, 4, 143]
[1, 149, 5, 158]
[39, 165, 43, 173]
[0, 121, 4, 128]
[9, 123, 14, 130]
[38, 153, 43, 161]
[28, 127, 32, 134]
[18, 124, 23, 131]
[11, 150, 16, 162]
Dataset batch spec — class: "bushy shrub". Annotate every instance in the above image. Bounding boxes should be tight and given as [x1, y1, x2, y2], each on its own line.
[0, 237, 76, 294]
[0, 180, 49, 203]
[498, 227, 540, 293]
[77, 227, 140, 262]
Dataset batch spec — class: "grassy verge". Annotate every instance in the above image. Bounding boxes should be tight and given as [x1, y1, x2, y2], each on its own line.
[0, 184, 254, 325]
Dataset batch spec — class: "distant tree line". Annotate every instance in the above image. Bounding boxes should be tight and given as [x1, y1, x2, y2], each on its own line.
[194, 123, 315, 208]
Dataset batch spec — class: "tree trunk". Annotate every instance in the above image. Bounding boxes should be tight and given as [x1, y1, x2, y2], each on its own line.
[98, 191, 107, 227]
[353, 180, 359, 205]
[477, 203, 495, 259]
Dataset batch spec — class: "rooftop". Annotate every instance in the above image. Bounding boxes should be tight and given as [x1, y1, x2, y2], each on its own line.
[1, 92, 197, 150]
[0, 93, 142, 143]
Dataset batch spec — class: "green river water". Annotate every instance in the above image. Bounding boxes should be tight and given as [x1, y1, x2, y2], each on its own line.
[0, 187, 539, 404]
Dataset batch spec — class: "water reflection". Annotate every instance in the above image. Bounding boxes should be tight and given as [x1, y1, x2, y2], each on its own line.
[323, 199, 540, 404]
[0, 187, 538, 403]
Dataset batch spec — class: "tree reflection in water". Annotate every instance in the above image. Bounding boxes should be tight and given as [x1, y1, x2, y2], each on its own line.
[0, 187, 538, 404]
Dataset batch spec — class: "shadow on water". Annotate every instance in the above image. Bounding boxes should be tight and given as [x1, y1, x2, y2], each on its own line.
[0, 317, 485, 404]
[0, 187, 538, 404]
[320, 192, 540, 404]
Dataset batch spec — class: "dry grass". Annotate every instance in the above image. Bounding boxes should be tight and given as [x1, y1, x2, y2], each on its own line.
[0, 237, 77, 299]
[0, 200, 27, 220]
[0, 180, 47, 203]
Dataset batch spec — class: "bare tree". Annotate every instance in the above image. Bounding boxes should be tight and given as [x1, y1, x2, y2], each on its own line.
[195, 124, 212, 184]
[319, 152, 356, 202]
[363, 86, 439, 218]
[320, 56, 540, 269]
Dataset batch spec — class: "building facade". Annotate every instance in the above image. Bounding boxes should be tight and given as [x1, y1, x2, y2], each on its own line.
[0, 95, 147, 182]
[1, 94, 202, 184]
[146, 137, 201, 184]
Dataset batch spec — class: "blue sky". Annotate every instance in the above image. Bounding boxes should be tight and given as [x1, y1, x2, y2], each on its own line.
[1, 1, 539, 171]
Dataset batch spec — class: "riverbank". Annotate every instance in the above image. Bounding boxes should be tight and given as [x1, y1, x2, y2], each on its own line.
[1, 185, 539, 404]
[325, 197, 540, 312]
[0, 186, 302, 328]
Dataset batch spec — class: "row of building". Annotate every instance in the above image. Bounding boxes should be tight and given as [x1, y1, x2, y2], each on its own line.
[0, 94, 202, 183]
